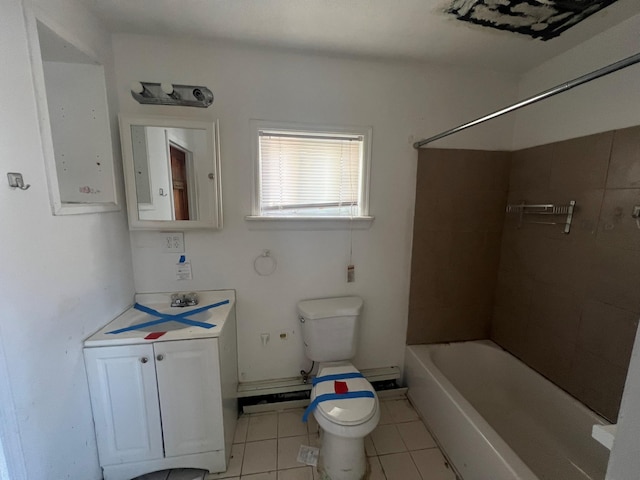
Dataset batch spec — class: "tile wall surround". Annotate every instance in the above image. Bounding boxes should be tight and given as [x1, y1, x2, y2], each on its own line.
[408, 126, 640, 422]
[407, 148, 511, 344]
[493, 126, 640, 422]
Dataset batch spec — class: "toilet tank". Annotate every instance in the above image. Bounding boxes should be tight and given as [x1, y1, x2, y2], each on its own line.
[297, 296, 363, 362]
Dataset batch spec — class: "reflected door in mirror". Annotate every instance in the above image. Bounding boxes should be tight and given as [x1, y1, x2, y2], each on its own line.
[170, 145, 190, 220]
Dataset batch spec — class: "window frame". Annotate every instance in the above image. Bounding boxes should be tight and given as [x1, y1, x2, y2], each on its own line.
[247, 120, 373, 228]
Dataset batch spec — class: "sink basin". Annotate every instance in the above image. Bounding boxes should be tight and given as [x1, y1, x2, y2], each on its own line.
[123, 307, 215, 333]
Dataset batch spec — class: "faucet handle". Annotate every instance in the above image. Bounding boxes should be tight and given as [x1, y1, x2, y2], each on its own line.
[185, 292, 199, 306]
[171, 293, 185, 307]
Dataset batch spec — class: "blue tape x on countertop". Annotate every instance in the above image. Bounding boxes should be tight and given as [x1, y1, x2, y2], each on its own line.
[107, 299, 229, 334]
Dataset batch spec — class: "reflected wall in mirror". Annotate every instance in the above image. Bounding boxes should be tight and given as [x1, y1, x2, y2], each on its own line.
[119, 116, 222, 230]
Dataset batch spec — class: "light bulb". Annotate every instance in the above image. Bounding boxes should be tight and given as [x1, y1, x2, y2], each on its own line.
[130, 81, 144, 94]
[161, 83, 174, 95]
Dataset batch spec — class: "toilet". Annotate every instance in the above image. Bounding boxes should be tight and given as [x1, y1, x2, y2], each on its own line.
[297, 296, 379, 480]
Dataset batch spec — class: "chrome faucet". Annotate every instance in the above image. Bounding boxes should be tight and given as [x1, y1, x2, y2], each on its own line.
[170, 292, 199, 307]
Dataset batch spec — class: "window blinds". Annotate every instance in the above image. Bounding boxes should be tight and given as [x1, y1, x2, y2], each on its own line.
[258, 130, 363, 216]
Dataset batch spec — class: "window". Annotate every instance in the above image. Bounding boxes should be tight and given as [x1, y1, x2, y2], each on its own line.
[250, 121, 372, 222]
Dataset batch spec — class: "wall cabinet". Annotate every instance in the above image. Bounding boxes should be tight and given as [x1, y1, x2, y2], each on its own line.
[84, 331, 237, 480]
[25, 8, 120, 215]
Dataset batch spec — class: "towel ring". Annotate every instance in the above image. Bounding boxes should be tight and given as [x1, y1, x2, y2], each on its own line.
[254, 250, 277, 276]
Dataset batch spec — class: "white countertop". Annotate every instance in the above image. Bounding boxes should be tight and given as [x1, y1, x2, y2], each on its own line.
[85, 290, 235, 347]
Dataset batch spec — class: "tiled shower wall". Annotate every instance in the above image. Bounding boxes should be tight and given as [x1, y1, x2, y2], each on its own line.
[492, 126, 640, 422]
[407, 149, 510, 344]
[408, 127, 640, 422]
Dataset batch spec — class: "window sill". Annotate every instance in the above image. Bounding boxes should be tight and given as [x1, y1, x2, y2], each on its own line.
[244, 215, 375, 230]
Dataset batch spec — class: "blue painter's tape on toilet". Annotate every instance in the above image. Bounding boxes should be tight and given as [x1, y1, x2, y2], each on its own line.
[312, 372, 364, 386]
[302, 390, 375, 422]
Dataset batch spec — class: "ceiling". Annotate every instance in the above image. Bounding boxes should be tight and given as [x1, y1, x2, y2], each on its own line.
[79, 0, 640, 73]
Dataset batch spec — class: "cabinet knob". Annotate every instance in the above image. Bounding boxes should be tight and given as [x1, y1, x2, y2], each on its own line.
[156, 354, 164, 361]
[141, 357, 149, 363]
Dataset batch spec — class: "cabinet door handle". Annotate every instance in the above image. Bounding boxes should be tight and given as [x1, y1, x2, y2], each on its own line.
[156, 354, 164, 361]
[140, 357, 149, 364]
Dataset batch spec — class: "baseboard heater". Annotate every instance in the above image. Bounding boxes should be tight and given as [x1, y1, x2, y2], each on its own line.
[238, 366, 402, 412]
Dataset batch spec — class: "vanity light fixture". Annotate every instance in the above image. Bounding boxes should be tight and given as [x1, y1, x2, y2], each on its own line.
[130, 81, 214, 108]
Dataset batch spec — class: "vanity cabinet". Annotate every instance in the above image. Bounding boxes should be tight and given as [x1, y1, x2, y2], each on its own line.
[84, 310, 237, 480]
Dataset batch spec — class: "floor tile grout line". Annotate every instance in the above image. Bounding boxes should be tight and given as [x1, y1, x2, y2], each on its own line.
[236, 399, 441, 480]
[407, 449, 425, 480]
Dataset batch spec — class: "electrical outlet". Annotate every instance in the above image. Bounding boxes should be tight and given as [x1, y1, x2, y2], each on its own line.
[162, 232, 184, 253]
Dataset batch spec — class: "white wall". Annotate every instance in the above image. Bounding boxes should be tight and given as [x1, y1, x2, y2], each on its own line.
[112, 34, 519, 383]
[0, 0, 134, 478]
[512, 13, 640, 150]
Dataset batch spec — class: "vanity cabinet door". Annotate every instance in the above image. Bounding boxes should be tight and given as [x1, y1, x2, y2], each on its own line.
[84, 344, 163, 465]
[154, 338, 224, 457]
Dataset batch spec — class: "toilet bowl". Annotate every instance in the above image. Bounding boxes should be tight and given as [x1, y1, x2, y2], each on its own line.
[310, 363, 379, 480]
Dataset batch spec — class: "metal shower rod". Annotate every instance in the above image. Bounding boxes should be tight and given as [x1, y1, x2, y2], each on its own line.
[413, 51, 640, 149]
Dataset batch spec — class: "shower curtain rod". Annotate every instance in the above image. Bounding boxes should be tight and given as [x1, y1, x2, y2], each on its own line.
[413, 51, 640, 149]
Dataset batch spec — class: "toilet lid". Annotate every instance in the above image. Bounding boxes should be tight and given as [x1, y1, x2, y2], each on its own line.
[312, 364, 377, 426]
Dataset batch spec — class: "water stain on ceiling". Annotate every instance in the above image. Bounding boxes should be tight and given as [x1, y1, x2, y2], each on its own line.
[447, 0, 620, 40]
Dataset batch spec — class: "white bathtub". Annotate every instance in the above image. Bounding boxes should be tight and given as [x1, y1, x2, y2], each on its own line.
[404, 341, 611, 480]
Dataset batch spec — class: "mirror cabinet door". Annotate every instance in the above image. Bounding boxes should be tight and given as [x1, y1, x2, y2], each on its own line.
[26, 13, 119, 215]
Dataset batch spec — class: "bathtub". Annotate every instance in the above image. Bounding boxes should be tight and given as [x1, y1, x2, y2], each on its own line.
[404, 341, 611, 480]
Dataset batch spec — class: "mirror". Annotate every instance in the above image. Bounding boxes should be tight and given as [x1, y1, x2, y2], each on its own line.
[119, 116, 222, 230]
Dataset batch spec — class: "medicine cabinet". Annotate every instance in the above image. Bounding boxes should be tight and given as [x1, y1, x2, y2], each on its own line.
[25, 8, 119, 215]
[118, 115, 223, 230]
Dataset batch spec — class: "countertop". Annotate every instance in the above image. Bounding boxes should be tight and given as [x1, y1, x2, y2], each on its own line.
[84, 290, 235, 347]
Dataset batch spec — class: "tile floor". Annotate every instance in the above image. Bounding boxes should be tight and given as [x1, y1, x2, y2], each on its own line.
[205, 396, 457, 480]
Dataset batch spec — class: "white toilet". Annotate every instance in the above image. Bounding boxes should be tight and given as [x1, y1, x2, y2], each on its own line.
[298, 296, 379, 480]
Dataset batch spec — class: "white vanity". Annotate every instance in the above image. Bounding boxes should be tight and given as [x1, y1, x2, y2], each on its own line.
[83, 290, 237, 480]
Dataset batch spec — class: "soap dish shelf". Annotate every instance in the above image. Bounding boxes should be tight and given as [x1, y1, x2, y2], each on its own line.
[506, 200, 576, 234]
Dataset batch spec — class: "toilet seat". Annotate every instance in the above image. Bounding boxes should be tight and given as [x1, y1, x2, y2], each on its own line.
[312, 364, 377, 426]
